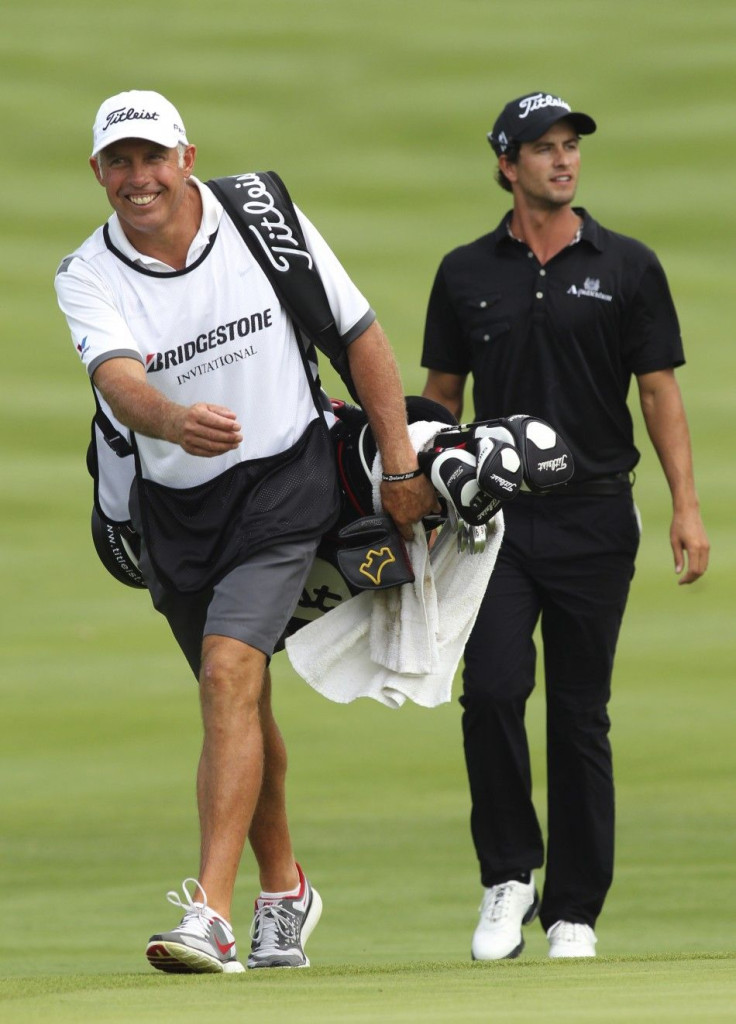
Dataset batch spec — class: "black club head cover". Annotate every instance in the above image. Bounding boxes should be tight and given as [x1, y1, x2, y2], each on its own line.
[475, 436, 523, 500]
[471, 415, 574, 493]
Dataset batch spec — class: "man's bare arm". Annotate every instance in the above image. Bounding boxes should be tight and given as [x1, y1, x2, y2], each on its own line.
[93, 357, 242, 457]
[422, 368, 467, 421]
[637, 368, 709, 584]
[347, 322, 438, 537]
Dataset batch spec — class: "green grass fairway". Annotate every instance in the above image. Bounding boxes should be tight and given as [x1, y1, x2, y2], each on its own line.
[2, 959, 736, 1023]
[1, 1, 734, 1021]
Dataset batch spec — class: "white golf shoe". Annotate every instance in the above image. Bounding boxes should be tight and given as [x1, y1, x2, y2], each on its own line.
[471, 875, 539, 960]
[547, 920, 597, 958]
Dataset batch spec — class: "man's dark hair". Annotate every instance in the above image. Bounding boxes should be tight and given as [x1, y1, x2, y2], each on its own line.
[495, 144, 519, 193]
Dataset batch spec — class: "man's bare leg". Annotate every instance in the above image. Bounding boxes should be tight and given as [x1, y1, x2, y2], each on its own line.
[196, 635, 272, 920]
[248, 668, 300, 893]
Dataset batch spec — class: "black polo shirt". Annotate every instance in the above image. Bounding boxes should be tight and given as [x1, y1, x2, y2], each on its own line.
[422, 209, 684, 480]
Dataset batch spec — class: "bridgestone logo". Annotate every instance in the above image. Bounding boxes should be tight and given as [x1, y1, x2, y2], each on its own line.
[146, 309, 272, 373]
[537, 455, 568, 472]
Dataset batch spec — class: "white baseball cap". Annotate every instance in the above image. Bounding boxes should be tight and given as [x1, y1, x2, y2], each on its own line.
[91, 90, 189, 157]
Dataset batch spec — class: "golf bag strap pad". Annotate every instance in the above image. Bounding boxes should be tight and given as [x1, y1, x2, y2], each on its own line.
[206, 171, 359, 402]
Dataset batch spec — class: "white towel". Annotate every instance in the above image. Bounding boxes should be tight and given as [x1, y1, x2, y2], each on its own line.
[285, 421, 504, 708]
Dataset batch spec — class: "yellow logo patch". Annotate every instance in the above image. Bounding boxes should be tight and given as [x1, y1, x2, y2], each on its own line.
[359, 546, 396, 586]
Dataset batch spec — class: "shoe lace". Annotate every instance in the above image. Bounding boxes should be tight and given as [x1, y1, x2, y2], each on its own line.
[480, 883, 515, 923]
[549, 921, 592, 942]
[166, 877, 212, 937]
[250, 901, 298, 950]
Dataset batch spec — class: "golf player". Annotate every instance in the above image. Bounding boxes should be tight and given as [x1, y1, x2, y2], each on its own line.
[421, 91, 709, 959]
[55, 89, 437, 973]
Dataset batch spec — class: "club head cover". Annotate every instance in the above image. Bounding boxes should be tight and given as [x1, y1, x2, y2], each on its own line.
[427, 426, 470, 451]
[475, 436, 523, 500]
[418, 447, 502, 527]
[471, 415, 574, 492]
[336, 515, 415, 590]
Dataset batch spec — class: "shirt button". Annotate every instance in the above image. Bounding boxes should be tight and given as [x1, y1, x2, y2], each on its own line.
[480, 301, 487, 308]
[539, 269, 547, 277]
[536, 292, 544, 299]
[483, 334, 490, 341]
[527, 252, 534, 259]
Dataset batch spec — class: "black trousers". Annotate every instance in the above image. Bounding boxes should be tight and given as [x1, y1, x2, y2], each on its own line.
[461, 490, 640, 930]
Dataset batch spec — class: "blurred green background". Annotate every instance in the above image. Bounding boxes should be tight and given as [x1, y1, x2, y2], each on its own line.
[1, 1, 734, 1020]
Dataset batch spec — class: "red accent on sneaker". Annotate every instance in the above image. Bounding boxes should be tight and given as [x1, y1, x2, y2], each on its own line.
[254, 863, 307, 909]
[147, 943, 169, 960]
[211, 918, 236, 954]
[294, 863, 307, 899]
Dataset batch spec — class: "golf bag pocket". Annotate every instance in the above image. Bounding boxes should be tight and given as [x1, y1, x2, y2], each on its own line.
[336, 515, 414, 591]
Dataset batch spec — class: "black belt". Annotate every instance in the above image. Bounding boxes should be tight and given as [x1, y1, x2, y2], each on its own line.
[532, 472, 633, 497]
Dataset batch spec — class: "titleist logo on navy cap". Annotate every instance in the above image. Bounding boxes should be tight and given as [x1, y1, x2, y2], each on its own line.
[487, 91, 596, 156]
[517, 93, 572, 119]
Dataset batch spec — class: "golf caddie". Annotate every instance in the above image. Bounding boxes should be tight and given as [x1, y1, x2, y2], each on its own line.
[55, 89, 437, 974]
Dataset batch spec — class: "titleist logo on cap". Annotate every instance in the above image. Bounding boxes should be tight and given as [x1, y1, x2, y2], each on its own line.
[517, 94, 572, 119]
[102, 107, 161, 133]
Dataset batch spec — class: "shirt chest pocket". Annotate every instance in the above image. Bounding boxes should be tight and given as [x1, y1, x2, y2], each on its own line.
[458, 292, 510, 345]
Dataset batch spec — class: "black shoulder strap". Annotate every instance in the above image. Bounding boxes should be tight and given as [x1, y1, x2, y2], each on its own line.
[206, 171, 359, 402]
[92, 387, 133, 457]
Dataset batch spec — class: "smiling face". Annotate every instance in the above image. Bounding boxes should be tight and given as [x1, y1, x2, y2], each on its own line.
[500, 120, 581, 211]
[90, 138, 198, 248]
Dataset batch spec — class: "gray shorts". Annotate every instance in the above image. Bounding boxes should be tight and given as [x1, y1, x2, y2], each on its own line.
[146, 537, 320, 678]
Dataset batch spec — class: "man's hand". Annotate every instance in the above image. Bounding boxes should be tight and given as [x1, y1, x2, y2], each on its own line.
[168, 402, 242, 457]
[379, 473, 439, 541]
[670, 507, 710, 585]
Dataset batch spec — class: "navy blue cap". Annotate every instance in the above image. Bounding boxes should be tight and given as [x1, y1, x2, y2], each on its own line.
[488, 92, 596, 156]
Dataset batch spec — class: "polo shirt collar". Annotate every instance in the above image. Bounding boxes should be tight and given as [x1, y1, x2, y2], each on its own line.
[495, 207, 604, 254]
[575, 209, 604, 252]
[106, 175, 223, 272]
